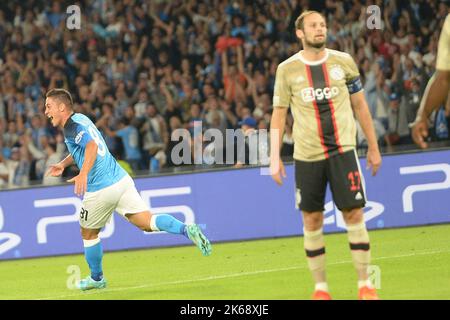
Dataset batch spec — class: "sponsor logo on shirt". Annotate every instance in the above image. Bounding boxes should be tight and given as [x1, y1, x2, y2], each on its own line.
[301, 87, 340, 102]
[75, 131, 85, 144]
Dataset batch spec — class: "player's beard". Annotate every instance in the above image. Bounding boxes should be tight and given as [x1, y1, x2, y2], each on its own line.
[305, 38, 326, 50]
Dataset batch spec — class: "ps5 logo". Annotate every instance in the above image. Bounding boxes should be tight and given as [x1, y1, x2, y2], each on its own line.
[34, 187, 195, 243]
[35, 197, 114, 244]
[400, 164, 450, 213]
[141, 187, 195, 234]
[323, 200, 384, 229]
[0, 205, 21, 256]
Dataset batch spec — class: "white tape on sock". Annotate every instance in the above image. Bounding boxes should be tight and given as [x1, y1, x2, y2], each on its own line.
[150, 214, 160, 231]
[83, 238, 100, 248]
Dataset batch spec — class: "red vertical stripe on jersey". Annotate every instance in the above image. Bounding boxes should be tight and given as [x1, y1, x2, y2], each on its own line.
[305, 65, 329, 158]
[322, 63, 344, 154]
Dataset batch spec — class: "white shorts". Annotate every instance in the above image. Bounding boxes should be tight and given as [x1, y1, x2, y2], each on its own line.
[80, 175, 149, 229]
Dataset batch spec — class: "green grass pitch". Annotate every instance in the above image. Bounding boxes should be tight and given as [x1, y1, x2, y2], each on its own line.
[1, 224, 449, 300]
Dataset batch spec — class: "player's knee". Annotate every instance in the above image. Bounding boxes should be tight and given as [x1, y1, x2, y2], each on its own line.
[302, 211, 323, 231]
[342, 207, 364, 225]
[126, 211, 152, 232]
[138, 224, 152, 232]
[80, 228, 100, 240]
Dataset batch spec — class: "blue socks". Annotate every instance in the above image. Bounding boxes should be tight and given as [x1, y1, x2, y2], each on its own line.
[82, 215, 186, 282]
[83, 238, 103, 281]
[150, 214, 187, 236]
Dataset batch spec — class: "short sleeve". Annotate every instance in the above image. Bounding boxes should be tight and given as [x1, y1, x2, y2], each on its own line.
[345, 56, 363, 95]
[272, 65, 291, 107]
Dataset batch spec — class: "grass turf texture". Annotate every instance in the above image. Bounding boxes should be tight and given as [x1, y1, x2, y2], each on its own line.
[1, 224, 449, 300]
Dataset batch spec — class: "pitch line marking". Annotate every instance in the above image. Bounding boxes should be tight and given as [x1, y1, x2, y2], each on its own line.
[34, 247, 450, 300]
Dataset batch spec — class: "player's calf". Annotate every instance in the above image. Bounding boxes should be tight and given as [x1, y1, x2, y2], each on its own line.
[80, 228, 104, 286]
[128, 212, 212, 256]
[343, 210, 374, 294]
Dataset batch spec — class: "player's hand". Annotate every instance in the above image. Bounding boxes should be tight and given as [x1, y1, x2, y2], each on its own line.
[366, 148, 382, 176]
[271, 159, 286, 186]
[67, 173, 88, 197]
[45, 163, 64, 177]
[411, 119, 429, 149]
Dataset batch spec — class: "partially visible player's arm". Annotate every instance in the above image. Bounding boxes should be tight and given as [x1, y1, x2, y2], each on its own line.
[67, 141, 98, 196]
[79, 140, 98, 177]
[45, 154, 74, 177]
[101, 125, 117, 137]
[270, 62, 290, 185]
[416, 71, 450, 120]
[413, 14, 450, 148]
[60, 154, 75, 168]
[270, 107, 288, 185]
[350, 91, 382, 176]
[411, 70, 450, 148]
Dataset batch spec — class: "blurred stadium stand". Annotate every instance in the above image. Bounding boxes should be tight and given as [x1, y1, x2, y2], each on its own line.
[0, 0, 449, 189]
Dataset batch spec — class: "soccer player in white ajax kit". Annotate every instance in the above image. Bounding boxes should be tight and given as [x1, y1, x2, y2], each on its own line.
[44, 88, 212, 291]
[270, 11, 382, 300]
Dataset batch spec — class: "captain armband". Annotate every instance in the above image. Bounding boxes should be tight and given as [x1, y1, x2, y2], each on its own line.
[346, 77, 363, 94]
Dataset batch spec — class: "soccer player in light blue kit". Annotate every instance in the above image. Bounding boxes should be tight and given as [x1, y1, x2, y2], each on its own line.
[44, 89, 212, 291]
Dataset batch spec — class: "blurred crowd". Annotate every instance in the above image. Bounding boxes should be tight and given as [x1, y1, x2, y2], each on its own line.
[0, 0, 449, 188]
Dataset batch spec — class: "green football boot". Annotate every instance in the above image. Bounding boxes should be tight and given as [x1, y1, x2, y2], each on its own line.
[186, 224, 212, 256]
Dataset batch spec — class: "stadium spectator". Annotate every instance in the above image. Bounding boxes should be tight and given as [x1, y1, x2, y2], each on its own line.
[100, 117, 143, 172]
[0, 153, 9, 188]
[234, 116, 269, 167]
[25, 130, 65, 184]
[384, 91, 410, 146]
[0, 0, 448, 187]
[140, 103, 168, 168]
[166, 115, 188, 167]
[8, 144, 31, 188]
[95, 102, 120, 155]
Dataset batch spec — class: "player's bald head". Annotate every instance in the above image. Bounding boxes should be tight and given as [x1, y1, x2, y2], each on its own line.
[45, 88, 73, 110]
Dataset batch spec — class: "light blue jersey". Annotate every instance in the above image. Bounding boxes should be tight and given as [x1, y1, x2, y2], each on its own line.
[64, 113, 127, 192]
[116, 126, 142, 160]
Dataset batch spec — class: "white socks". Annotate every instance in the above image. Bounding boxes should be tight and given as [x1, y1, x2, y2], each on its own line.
[315, 282, 329, 292]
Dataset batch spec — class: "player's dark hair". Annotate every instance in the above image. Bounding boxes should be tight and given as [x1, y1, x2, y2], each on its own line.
[295, 10, 326, 31]
[45, 88, 73, 109]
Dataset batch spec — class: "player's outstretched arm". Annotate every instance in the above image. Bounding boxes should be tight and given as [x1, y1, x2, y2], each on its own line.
[411, 70, 450, 149]
[270, 107, 288, 185]
[45, 154, 74, 177]
[350, 91, 382, 176]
